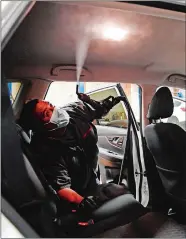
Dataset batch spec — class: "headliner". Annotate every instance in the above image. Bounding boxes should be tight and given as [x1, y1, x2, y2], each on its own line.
[2, 1, 186, 85]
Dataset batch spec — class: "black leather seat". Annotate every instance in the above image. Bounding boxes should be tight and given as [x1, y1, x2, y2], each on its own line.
[15, 123, 147, 237]
[145, 87, 186, 220]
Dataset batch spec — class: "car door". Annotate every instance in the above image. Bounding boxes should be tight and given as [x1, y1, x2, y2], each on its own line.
[86, 84, 128, 183]
[86, 84, 149, 207]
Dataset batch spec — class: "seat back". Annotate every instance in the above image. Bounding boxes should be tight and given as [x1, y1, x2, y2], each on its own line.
[16, 123, 59, 197]
[15, 125, 65, 236]
[2, 123, 63, 236]
[145, 87, 186, 214]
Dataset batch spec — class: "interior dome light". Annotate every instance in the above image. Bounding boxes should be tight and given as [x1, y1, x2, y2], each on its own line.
[103, 26, 129, 41]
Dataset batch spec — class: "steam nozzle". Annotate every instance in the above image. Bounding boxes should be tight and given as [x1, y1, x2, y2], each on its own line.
[76, 84, 79, 95]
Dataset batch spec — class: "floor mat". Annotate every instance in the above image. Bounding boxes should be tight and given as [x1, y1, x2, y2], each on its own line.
[95, 212, 186, 238]
[154, 218, 186, 238]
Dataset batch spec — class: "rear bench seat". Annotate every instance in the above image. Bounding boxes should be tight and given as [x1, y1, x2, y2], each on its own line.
[15, 123, 148, 237]
[15, 124, 67, 237]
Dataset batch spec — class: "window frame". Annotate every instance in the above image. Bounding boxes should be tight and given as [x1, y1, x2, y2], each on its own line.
[117, 83, 142, 131]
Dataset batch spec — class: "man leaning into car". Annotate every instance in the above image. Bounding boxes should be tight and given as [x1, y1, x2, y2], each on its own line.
[18, 93, 129, 216]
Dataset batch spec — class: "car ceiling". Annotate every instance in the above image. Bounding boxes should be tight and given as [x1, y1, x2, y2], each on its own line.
[2, 1, 186, 85]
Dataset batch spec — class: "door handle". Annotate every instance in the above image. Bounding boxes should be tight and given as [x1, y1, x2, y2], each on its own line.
[107, 136, 124, 148]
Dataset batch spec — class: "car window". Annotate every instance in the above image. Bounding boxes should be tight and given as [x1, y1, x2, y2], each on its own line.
[45, 82, 141, 128]
[88, 86, 127, 126]
[7, 82, 22, 105]
[173, 99, 181, 107]
[157, 86, 186, 131]
[106, 120, 128, 128]
[45, 82, 78, 107]
[85, 83, 141, 124]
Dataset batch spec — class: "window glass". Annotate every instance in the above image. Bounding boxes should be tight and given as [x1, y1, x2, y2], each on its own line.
[157, 86, 186, 131]
[88, 86, 127, 126]
[173, 100, 181, 108]
[7, 82, 22, 104]
[45, 82, 78, 107]
[45, 82, 141, 128]
[86, 83, 141, 125]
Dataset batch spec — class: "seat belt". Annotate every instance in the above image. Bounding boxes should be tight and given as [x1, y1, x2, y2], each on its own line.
[117, 96, 143, 197]
[118, 99, 132, 185]
[118, 118, 131, 184]
[21, 140, 60, 201]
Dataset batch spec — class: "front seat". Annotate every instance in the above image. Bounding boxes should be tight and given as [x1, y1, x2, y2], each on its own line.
[144, 87, 186, 220]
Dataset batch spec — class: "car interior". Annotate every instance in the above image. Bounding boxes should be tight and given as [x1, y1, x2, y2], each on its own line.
[1, 1, 186, 238]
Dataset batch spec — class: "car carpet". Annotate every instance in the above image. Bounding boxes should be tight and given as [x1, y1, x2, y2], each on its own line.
[94, 212, 186, 238]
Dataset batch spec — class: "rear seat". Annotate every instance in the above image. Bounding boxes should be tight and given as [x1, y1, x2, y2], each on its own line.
[15, 124, 67, 237]
[15, 123, 148, 237]
[16, 124, 58, 197]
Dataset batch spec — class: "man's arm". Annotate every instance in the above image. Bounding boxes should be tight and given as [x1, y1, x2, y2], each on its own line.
[77, 93, 120, 121]
[46, 157, 83, 204]
[46, 158, 99, 211]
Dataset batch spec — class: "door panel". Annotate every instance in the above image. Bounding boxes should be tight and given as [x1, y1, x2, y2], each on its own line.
[86, 84, 126, 182]
[96, 125, 127, 165]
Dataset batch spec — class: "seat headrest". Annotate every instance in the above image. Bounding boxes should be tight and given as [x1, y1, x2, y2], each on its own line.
[16, 124, 31, 144]
[147, 87, 174, 120]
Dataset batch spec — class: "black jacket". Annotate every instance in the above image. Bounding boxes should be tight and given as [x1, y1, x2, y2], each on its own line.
[31, 99, 112, 196]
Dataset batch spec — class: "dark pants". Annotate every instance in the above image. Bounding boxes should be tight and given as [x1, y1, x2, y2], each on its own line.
[59, 184, 146, 238]
[59, 183, 131, 234]
[85, 182, 130, 202]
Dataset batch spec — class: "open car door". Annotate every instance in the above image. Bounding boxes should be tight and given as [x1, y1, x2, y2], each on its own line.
[86, 83, 149, 207]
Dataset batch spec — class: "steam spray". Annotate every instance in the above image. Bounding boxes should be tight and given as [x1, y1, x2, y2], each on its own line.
[76, 35, 90, 94]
